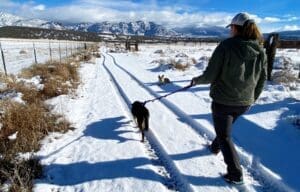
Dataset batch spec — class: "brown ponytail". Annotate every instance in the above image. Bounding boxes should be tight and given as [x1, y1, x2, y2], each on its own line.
[235, 21, 264, 44]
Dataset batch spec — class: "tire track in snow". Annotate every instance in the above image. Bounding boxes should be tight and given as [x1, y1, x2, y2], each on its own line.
[106, 52, 292, 192]
[101, 54, 194, 192]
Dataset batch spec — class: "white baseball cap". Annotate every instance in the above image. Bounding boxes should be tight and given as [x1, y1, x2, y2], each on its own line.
[226, 12, 253, 28]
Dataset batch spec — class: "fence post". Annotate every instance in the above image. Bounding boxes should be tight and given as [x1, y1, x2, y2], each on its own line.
[298, 64, 300, 79]
[70, 42, 73, 55]
[49, 41, 52, 62]
[65, 41, 68, 57]
[59, 41, 62, 63]
[0, 42, 7, 76]
[33, 43, 37, 64]
[265, 33, 279, 81]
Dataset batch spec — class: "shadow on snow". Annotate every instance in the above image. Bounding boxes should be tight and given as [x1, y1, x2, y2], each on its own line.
[191, 97, 300, 190]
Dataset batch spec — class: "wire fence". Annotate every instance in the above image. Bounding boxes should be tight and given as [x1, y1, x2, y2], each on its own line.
[0, 38, 96, 75]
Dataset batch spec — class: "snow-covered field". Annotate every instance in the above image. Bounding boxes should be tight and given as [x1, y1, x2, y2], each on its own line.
[0, 38, 88, 74]
[1, 39, 300, 191]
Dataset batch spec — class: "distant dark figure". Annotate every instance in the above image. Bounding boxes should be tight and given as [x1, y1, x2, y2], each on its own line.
[265, 33, 279, 81]
[131, 101, 149, 142]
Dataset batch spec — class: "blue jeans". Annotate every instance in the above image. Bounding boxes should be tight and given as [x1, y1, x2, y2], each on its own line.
[211, 102, 250, 179]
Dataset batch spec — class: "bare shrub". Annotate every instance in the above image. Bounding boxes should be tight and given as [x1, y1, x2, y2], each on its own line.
[191, 58, 197, 65]
[272, 69, 300, 90]
[169, 59, 190, 71]
[7, 79, 42, 104]
[154, 49, 163, 54]
[71, 51, 94, 62]
[19, 50, 27, 54]
[0, 48, 84, 191]
[0, 101, 70, 157]
[272, 70, 298, 84]
[82, 53, 92, 61]
[93, 52, 101, 58]
[175, 53, 188, 58]
[274, 56, 293, 69]
[0, 157, 43, 192]
[20, 61, 79, 99]
[174, 62, 189, 71]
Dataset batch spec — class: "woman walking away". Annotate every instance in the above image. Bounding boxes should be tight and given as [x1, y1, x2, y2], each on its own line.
[190, 12, 267, 185]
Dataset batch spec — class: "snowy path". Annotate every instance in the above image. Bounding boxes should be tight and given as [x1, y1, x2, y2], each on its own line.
[108, 47, 298, 192]
[101, 50, 261, 192]
[31, 43, 298, 192]
[34, 60, 170, 192]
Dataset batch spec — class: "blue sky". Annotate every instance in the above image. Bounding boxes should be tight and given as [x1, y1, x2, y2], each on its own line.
[1, 0, 299, 32]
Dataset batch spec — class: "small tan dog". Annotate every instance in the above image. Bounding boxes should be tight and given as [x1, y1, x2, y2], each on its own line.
[158, 74, 171, 85]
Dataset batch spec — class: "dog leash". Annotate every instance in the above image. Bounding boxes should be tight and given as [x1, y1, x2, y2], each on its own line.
[143, 84, 192, 105]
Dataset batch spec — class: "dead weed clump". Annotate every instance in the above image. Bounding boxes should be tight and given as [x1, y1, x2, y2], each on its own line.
[169, 58, 190, 71]
[0, 50, 82, 191]
[0, 99, 69, 191]
[0, 157, 43, 192]
[272, 69, 299, 90]
[20, 61, 80, 99]
[0, 100, 70, 157]
[5, 78, 42, 104]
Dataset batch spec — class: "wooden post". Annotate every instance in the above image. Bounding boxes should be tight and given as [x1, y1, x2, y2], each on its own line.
[33, 43, 37, 64]
[298, 64, 300, 79]
[59, 41, 62, 63]
[49, 41, 52, 62]
[0, 42, 7, 76]
[265, 33, 279, 81]
[135, 42, 138, 51]
[65, 42, 68, 57]
[70, 42, 73, 55]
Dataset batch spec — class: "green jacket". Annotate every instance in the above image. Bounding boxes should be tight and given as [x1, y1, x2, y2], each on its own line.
[193, 36, 267, 106]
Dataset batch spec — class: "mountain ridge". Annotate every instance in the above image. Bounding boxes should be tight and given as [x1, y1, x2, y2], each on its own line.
[0, 11, 229, 37]
[1, 11, 299, 39]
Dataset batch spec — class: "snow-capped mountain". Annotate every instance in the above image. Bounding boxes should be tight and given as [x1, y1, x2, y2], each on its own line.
[39, 21, 65, 30]
[66, 21, 178, 36]
[0, 12, 178, 36]
[173, 25, 229, 38]
[0, 11, 218, 37]
[0, 11, 24, 26]
[277, 30, 300, 40]
[0, 12, 64, 30]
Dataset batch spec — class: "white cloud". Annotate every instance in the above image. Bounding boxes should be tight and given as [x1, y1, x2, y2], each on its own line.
[33, 4, 46, 11]
[9, 2, 234, 28]
[287, 16, 299, 22]
[263, 17, 281, 23]
[281, 25, 300, 31]
[0, 0, 18, 8]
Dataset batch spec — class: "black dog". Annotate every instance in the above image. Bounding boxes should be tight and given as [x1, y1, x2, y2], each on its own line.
[131, 101, 149, 142]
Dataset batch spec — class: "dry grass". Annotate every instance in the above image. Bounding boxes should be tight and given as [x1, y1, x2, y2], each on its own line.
[169, 59, 190, 71]
[0, 158, 43, 192]
[0, 46, 89, 191]
[5, 78, 42, 104]
[0, 99, 69, 192]
[272, 69, 299, 90]
[20, 60, 80, 99]
[19, 50, 27, 54]
[0, 100, 70, 158]
[191, 58, 197, 65]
